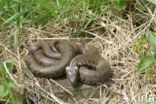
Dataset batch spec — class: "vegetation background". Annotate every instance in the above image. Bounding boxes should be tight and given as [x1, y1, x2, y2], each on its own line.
[0, 0, 156, 104]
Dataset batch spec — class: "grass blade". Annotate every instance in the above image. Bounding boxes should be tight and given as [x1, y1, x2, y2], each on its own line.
[2, 11, 27, 25]
[147, 0, 156, 5]
[147, 32, 156, 51]
[138, 54, 155, 73]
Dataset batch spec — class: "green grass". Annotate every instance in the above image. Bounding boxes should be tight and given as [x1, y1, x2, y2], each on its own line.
[1, 0, 128, 49]
[0, 63, 23, 104]
[0, 0, 129, 29]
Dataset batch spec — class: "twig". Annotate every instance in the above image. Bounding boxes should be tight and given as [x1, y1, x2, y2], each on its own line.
[29, 37, 95, 40]
[50, 79, 74, 96]
[50, 79, 79, 104]
[0, 42, 18, 58]
[35, 82, 68, 104]
[83, 31, 114, 44]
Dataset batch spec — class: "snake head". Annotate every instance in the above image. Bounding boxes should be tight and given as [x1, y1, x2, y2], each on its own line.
[66, 66, 79, 86]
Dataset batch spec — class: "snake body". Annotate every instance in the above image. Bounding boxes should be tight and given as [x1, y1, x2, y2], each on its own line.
[66, 46, 112, 85]
[26, 40, 75, 78]
[38, 40, 62, 59]
[26, 40, 112, 85]
[34, 49, 58, 66]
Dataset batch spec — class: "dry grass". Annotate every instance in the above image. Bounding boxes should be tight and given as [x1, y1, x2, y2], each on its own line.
[0, 1, 156, 104]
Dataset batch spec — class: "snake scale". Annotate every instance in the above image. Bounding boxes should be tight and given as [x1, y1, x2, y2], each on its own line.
[66, 45, 112, 85]
[26, 40, 75, 78]
[25, 40, 112, 85]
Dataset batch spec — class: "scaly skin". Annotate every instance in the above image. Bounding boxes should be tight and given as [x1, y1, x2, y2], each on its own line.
[29, 40, 62, 59]
[38, 40, 62, 59]
[34, 49, 58, 66]
[32, 40, 82, 66]
[79, 58, 112, 85]
[25, 40, 75, 78]
[66, 45, 112, 85]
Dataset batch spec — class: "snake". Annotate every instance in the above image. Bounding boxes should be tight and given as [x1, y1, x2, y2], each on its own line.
[33, 49, 59, 66]
[66, 45, 112, 85]
[29, 40, 62, 59]
[25, 40, 75, 78]
[26, 40, 112, 85]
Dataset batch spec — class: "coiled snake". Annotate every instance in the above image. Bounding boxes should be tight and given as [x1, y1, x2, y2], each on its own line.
[25, 40, 75, 78]
[25, 40, 112, 85]
[66, 45, 112, 85]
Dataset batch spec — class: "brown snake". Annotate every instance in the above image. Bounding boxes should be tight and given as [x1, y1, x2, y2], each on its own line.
[66, 45, 112, 85]
[25, 40, 75, 78]
[34, 49, 58, 66]
[26, 40, 112, 85]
